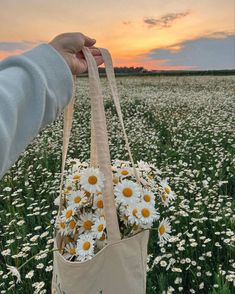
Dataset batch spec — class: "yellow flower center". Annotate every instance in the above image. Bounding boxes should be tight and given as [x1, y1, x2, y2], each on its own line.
[97, 224, 104, 232]
[159, 224, 166, 236]
[84, 190, 91, 198]
[162, 194, 168, 202]
[83, 220, 92, 230]
[69, 220, 76, 229]
[122, 187, 133, 197]
[141, 208, 150, 218]
[113, 176, 119, 184]
[73, 174, 80, 180]
[74, 196, 81, 203]
[69, 248, 76, 255]
[121, 170, 129, 175]
[66, 210, 73, 219]
[164, 186, 171, 194]
[83, 241, 91, 251]
[143, 194, 151, 202]
[97, 199, 103, 209]
[60, 222, 65, 229]
[132, 208, 138, 217]
[67, 186, 72, 191]
[88, 175, 98, 185]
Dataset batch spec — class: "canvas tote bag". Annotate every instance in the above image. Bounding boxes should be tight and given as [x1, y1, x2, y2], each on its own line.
[51, 47, 150, 294]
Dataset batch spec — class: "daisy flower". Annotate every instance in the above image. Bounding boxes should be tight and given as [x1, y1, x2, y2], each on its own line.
[61, 206, 76, 222]
[158, 218, 171, 242]
[114, 180, 140, 205]
[77, 212, 95, 234]
[126, 203, 140, 225]
[96, 232, 107, 250]
[80, 167, 104, 194]
[64, 243, 77, 261]
[66, 190, 86, 209]
[141, 188, 155, 205]
[137, 203, 159, 226]
[118, 167, 132, 178]
[6, 264, 21, 284]
[92, 217, 106, 239]
[160, 179, 176, 201]
[160, 193, 170, 207]
[56, 216, 67, 236]
[76, 234, 95, 261]
[66, 219, 78, 235]
[137, 160, 151, 172]
[93, 194, 104, 210]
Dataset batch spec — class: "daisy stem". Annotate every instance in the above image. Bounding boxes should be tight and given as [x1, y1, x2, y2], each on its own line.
[17, 248, 62, 271]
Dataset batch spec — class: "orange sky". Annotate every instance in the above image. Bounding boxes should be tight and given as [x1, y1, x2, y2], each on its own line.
[0, 0, 234, 69]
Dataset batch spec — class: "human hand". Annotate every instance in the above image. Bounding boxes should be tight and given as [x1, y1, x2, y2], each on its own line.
[49, 32, 103, 75]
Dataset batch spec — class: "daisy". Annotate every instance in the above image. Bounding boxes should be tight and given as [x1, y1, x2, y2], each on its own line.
[137, 203, 159, 226]
[66, 190, 86, 209]
[93, 194, 104, 210]
[66, 219, 78, 235]
[76, 234, 95, 261]
[160, 179, 176, 201]
[6, 264, 21, 284]
[61, 206, 76, 222]
[137, 160, 151, 172]
[114, 180, 140, 205]
[92, 217, 106, 239]
[118, 167, 132, 178]
[64, 179, 74, 193]
[80, 167, 104, 193]
[56, 216, 67, 236]
[160, 193, 170, 207]
[96, 232, 107, 250]
[77, 212, 94, 234]
[158, 218, 171, 242]
[63, 243, 77, 261]
[141, 188, 155, 205]
[126, 203, 140, 225]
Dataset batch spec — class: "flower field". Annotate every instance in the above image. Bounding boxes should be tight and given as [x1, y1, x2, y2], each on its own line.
[0, 75, 234, 293]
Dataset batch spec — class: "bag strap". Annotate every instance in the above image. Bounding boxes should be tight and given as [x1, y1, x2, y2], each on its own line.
[98, 48, 140, 183]
[82, 47, 121, 242]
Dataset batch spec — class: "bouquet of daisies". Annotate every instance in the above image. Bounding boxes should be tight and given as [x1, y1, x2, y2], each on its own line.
[55, 158, 176, 262]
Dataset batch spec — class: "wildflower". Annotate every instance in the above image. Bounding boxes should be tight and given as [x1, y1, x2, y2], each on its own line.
[80, 167, 104, 193]
[114, 180, 140, 205]
[6, 264, 21, 283]
[76, 234, 95, 261]
[158, 218, 171, 242]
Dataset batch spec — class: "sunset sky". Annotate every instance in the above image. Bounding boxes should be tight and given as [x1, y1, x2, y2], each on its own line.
[0, 0, 234, 70]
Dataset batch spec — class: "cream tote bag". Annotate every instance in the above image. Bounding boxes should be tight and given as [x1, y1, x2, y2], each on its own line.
[51, 47, 150, 294]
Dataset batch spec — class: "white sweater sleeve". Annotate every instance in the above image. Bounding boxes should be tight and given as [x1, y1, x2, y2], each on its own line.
[0, 43, 73, 179]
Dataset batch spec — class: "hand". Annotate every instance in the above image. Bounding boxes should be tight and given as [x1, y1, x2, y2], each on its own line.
[49, 32, 103, 75]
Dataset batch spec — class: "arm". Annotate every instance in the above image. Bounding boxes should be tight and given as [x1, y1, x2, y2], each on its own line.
[0, 32, 103, 179]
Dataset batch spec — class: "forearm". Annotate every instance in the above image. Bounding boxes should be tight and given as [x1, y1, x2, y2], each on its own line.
[0, 44, 73, 179]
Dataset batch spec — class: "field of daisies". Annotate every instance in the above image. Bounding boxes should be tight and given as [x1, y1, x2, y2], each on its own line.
[0, 75, 234, 293]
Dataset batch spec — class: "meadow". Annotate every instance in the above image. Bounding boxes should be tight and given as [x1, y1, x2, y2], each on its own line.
[0, 76, 234, 293]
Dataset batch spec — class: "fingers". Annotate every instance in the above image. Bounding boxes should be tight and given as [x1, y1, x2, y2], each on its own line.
[83, 34, 96, 47]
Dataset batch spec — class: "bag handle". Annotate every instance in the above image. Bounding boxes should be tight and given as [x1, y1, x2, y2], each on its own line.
[82, 47, 121, 242]
[98, 48, 140, 183]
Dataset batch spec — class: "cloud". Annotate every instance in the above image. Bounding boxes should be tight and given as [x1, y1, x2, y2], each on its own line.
[145, 34, 235, 70]
[144, 11, 190, 28]
[0, 41, 36, 52]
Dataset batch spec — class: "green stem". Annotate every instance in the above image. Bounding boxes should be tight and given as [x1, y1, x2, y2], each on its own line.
[18, 248, 62, 270]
